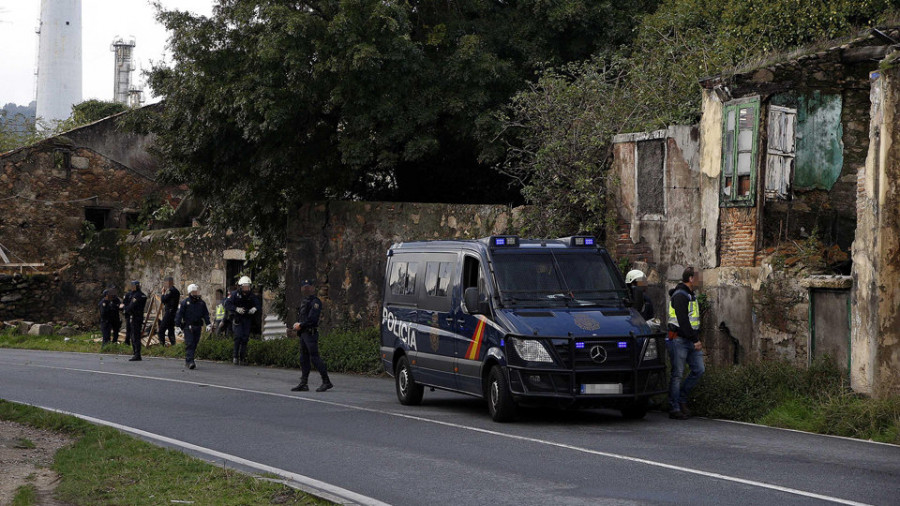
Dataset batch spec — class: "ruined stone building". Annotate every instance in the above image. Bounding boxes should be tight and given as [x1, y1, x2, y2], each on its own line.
[611, 28, 900, 395]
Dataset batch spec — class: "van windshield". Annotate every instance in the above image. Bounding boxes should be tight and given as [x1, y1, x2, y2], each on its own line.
[491, 251, 626, 306]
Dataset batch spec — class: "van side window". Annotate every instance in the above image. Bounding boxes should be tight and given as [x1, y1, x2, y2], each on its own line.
[425, 261, 454, 297]
[463, 256, 483, 294]
[389, 261, 419, 296]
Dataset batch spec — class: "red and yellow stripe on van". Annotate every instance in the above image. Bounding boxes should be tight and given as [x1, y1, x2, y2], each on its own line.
[464, 318, 487, 360]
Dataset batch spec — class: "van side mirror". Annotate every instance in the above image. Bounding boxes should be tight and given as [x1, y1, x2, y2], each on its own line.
[463, 287, 489, 315]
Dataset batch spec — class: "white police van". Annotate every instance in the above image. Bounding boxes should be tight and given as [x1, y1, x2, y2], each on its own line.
[380, 236, 666, 422]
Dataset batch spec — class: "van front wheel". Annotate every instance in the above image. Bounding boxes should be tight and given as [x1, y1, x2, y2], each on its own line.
[486, 365, 517, 422]
[395, 356, 424, 405]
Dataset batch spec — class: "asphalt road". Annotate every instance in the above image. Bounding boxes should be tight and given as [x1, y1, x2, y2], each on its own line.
[1, 349, 898, 506]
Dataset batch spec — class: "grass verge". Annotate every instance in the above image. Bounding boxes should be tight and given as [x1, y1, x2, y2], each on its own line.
[0, 400, 330, 506]
[690, 358, 900, 444]
[11, 484, 37, 506]
[0, 326, 383, 374]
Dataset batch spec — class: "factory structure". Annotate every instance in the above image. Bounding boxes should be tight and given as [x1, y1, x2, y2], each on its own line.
[33, 0, 144, 126]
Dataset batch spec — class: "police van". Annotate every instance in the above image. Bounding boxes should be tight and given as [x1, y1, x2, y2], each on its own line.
[380, 235, 666, 422]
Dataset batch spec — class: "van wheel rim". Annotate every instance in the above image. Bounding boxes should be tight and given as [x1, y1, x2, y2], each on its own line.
[490, 380, 499, 411]
[399, 367, 409, 396]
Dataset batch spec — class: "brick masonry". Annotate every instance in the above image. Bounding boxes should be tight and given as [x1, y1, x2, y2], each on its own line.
[718, 206, 757, 267]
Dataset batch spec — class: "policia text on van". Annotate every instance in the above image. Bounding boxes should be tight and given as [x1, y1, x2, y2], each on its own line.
[380, 236, 666, 422]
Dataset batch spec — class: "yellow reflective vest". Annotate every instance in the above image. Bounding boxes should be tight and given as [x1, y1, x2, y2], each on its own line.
[214, 303, 226, 321]
[667, 288, 700, 330]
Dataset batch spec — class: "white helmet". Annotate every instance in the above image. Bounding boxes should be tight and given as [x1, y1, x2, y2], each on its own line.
[625, 269, 646, 285]
[238, 276, 252, 286]
[187, 283, 199, 294]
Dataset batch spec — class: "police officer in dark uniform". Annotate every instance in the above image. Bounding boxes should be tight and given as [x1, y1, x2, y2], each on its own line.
[291, 280, 332, 392]
[175, 283, 211, 370]
[108, 289, 123, 343]
[121, 284, 134, 346]
[124, 280, 147, 361]
[224, 276, 260, 365]
[158, 276, 180, 346]
[99, 289, 121, 346]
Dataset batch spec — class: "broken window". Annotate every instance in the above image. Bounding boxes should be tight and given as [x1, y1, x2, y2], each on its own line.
[84, 207, 110, 232]
[721, 98, 760, 206]
[636, 138, 666, 218]
[766, 106, 796, 199]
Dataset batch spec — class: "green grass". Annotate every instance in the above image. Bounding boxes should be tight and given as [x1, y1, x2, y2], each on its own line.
[11, 484, 37, 506]
[14, 437, 36, 449]
[0, 400, 330, 506]
[0, 326, 383, 374]
[690, 358, 900, 444]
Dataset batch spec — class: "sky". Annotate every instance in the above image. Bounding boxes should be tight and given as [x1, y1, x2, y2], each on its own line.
[0, 0, 214, 107]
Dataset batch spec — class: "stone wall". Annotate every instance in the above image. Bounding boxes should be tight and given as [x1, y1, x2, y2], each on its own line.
[285, 201, 522, 332]
[0, 139, 168, 269]
[0, 272, 61, 323]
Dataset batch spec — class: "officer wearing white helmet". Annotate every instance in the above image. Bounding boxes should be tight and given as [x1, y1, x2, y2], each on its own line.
[224, 276, 261, 365]
[175, 283, 211, 369]
[625, 269, 655, 321]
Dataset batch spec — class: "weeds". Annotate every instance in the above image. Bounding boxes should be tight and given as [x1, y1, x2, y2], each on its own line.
[11, 484, 37, 506]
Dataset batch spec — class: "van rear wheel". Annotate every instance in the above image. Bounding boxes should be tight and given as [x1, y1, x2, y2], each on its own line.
[395, 355, 424, 405]
[486, 365, 517, 422]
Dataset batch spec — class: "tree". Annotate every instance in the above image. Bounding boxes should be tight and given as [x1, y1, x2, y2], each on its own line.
[61, 100, 129, 129]
[141, 0, 658, 285]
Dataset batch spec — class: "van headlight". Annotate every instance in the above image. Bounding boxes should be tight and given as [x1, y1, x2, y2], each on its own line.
[511, 337, 554, 363]
[643, 338, 659, 361]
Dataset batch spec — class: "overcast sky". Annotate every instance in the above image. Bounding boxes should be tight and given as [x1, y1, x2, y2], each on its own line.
[0, 0, 214, 106]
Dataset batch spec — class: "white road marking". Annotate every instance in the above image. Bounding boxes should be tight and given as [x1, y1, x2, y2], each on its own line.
[0, 359, 879, 506]
[12, 402, 389, 506]
[711, 418, 900, 448]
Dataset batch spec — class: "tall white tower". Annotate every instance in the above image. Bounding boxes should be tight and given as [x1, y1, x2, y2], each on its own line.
[35, 0, 82, 126]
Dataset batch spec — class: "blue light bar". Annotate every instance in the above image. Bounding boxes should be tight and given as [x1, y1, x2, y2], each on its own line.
[618, 341, 627, 349]
[490, 235, 519, 247]
[575, 342, 585, 349]
[570, 236, 598, 247]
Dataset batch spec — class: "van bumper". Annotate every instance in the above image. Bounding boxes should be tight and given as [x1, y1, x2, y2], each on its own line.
[505, 334, 667, 408]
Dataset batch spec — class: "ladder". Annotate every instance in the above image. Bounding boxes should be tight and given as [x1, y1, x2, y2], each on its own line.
[141, 293, 164, 347]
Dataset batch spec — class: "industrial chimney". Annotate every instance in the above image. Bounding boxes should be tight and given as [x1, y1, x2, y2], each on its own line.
[111, 36, 136, 104]
[35, 0, 83, 127]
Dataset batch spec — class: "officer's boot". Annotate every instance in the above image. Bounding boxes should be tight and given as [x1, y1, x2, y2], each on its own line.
[291, 378, 309, 392]
[316, 374, 334, 392]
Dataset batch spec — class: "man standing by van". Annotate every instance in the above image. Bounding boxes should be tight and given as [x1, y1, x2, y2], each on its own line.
[666, 266, 704, 420]
[291, 280, 332, 392]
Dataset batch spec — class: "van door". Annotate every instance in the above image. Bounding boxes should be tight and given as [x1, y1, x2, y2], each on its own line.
[414, 254, 459, 389]
[383, 255, 420, 372]
[454, 254, 491, 395]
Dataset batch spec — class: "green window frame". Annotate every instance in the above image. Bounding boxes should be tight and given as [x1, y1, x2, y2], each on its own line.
[720, 97, 760, 207]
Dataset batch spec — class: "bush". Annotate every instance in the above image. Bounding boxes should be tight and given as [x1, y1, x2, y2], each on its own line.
[195, 327, 382, 374]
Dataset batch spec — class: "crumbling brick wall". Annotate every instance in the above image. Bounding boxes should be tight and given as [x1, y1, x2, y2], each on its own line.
[719, 207, 757, 267]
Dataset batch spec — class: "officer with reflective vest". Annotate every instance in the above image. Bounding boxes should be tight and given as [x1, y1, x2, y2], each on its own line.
[212, 288, 226, 335]
[666, 266, 705, 420]
[224, 276, 260, 365]
[175, 283, 211, 370]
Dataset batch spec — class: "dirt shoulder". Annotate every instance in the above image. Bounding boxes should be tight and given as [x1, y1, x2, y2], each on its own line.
[0, 419, 73, 506]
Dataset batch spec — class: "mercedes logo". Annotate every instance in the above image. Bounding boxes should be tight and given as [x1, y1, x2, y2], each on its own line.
[589, 345, 607, 364]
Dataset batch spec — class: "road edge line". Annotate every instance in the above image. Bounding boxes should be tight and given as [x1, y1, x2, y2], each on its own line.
[21, 402, 391, 506]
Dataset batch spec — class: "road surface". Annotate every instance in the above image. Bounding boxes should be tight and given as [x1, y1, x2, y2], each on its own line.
[1, 349, 898, 505]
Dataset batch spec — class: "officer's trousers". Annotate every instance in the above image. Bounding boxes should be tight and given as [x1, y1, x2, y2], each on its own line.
[100, 320, 114, 344]
[183, 325, 202, 364]
[232, 319, 250, 360]
[299, 330, 329, 383]
[158, 311, 177, 345]
[111, 319, 121, 343]
[124, 315, 133, 344]
[130, 317, 144, 357]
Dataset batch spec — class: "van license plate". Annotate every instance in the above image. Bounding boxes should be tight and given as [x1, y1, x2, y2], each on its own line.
[581, 383, 622, 394]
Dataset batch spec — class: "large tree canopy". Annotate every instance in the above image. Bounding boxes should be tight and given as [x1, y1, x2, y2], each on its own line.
[142, 0, 657, 282]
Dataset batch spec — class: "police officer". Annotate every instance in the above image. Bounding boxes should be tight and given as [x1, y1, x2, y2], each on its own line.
[98, 289, 121, 346]
[224, 276, 260, 365]
[212, 288, 226, 335]
[175, 283, 211, 370]
[124, 280, 148, 361]
[291, 280, 332, 392]
[666, 266, 705, 420]
[158, 276, 180, 346]
[121, 283, 134, 346]
[625, 269, 655, 321]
